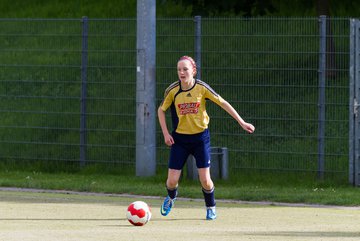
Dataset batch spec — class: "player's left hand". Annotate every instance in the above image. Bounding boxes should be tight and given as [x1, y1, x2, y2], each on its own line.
[242, 123, 255, 134]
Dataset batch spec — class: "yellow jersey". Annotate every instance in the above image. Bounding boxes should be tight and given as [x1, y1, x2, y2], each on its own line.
[160, 79, 225, 134]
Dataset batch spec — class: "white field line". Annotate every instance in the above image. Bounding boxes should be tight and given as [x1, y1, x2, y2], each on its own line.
[0, 186, 360, 210]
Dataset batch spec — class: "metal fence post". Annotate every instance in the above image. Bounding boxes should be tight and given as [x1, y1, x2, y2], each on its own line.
[318, 15, 327, 179]
[80, 16, 89, 168]
[349, 19, 355, 185]
[185, 16, 202, 179]
[136, 0, 156, 176]
[350, 19, 360, 186]
[194, 16, 201, 80]
[355, 19, 360, 186]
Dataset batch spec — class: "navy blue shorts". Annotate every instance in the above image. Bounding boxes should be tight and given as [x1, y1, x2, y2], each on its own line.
[168, 129, 211, 170]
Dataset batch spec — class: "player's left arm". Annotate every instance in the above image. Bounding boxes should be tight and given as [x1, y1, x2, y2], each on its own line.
[202, 83, 255, 133]
[220, 100, 255, 134]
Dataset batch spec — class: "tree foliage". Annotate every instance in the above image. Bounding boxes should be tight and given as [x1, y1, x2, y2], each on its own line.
[162, 0, 360, 17]
[1, 0, 360, 18]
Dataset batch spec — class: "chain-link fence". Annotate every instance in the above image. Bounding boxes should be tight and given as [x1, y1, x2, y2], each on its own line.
[0, 17, 351, 181]
[0, 18, 137, 172]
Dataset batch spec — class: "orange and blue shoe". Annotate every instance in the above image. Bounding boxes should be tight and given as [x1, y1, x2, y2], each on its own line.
[206, 206, 217, 220]
[160, 196, 175, 216]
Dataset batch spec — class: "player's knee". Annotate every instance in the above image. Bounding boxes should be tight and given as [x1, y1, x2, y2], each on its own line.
[200, 178, 213, 190]
[166, 178, 178, 189]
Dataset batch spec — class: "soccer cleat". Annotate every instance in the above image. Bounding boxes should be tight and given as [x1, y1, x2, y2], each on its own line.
[206, 206, 217, 220]
[160, 196, 175, 216]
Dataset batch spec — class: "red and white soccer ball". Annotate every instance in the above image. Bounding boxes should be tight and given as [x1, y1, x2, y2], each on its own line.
[126, 201, 152, 226]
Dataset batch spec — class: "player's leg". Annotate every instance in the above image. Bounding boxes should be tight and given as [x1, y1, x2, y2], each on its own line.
[198, 167, 217, 220]
[161, 168, 181, 216]
[161, 142, 188, 216]
[166, 168, 182, 198]
[193, 130, 217, 220]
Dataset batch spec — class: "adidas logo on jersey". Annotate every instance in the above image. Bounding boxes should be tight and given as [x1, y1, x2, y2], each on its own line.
[186, 93, 192, 97]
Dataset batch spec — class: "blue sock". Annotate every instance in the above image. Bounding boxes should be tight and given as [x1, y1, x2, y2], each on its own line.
[202, 187, 216, 207]
[167, 186, 178, 199]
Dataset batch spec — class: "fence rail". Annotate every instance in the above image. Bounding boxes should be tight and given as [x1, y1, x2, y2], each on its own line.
[0, 17, 354, 183]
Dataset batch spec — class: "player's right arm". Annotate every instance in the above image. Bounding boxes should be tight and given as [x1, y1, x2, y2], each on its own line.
[158, 81, 179, 146]
[158, 107, 174, 146]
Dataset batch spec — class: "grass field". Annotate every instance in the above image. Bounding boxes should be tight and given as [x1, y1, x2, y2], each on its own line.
[1, 170, 360, 206]
[1, 188, 360, 241]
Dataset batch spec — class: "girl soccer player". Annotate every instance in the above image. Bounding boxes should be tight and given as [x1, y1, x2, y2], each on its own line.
[158, 56, 255, 220]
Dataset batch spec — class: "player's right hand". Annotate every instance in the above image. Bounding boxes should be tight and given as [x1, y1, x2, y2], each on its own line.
[164, 134, 175, 146]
